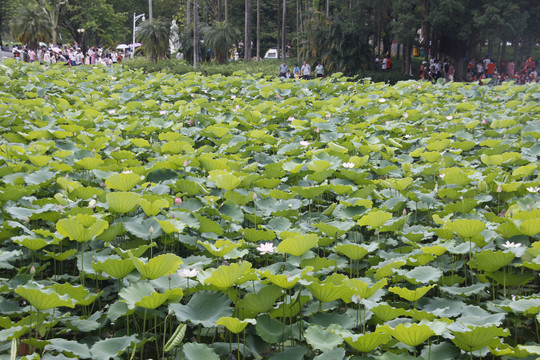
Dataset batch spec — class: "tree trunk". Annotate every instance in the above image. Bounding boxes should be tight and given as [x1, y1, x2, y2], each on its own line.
[244, 0, 252, 61]
[256, 0, 260, 60]
[217, 0, 222, 22]
[277, 0, 281, 54]
[500, 41, 506, 65]
[281, 0, 286, 61]
[326, 0, 329, 17]
[187, 0, 191, 29]
[193, 0, 199, 68]
[296, 0, 299, 62]
[513, 40, 518, 64]
[148, 0, 153, 21]
[224, 0, 228, 22]
[452, 55, 463, 82]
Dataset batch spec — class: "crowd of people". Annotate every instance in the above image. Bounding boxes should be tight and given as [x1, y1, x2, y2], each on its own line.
[418, 55, 538, 84]
[278, 61, 325, 80]
[7, 44, 127, 66]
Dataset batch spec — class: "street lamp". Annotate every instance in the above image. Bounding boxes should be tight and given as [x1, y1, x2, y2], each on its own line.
[77, 28, 85, 51]
[132, 13, 145, 58]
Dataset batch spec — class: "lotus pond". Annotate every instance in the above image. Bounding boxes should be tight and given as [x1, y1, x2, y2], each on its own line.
[0, 61, 539, 360]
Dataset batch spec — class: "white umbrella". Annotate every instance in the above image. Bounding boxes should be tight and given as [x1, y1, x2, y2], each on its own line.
[133, 43, 142, 48]
[116, 44, 129, 50]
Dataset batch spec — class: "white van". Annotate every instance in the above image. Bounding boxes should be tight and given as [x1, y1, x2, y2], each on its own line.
[264, 48, 278, 59]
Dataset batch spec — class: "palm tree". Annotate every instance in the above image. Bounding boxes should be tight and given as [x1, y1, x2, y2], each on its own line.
[204, 21, 240, 64]
[136, 19, 169, 63]
[39, 0, 67, 46]
[12, 2, 51, 50]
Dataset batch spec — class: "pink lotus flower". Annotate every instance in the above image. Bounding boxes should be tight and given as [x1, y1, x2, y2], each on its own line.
[288, 117, 295, 122]
[108, 110, 116, 114]
[187, 119, 194, 126]
[403, 113, 409, 118]
[497, 184, 503, 193]
[253, 193, 257, 200]
[300, 140, 309, 147]
[174, 197, 182, 205]
[482, 119, 487, 124]
[159, 110, 167, 115]
[183, 160, 189, 167]
[149, 225, 155, 234]
[257, 242, 275, 255]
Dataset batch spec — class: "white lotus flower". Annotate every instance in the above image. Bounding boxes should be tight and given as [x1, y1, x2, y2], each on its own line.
[87, 199, 96, 209]
[502, 241, 521, 249]
[257, 242, 275, 255]
[446, 116, 453, 120]
[526, 187, 539, 193]
[300, 140, 310, 147]
[178, 268, 199, 278]
[342, 162, 355, 169]
[378, 98, 386, 103]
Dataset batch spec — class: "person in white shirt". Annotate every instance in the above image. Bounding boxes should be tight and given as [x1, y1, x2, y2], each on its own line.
[382, 57, 387, 70]
[111, 51, 118, 63]
[301, 61, 311, 80]
[75, 50, 84, 65]
[43, 51, 51, 64]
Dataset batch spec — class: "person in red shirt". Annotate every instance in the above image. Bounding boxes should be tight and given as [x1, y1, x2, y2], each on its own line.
[486, 62, 496, 78]
[386, 55, 392, 70]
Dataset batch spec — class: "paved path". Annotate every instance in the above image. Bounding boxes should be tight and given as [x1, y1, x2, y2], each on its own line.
[0, 51, 14, 61]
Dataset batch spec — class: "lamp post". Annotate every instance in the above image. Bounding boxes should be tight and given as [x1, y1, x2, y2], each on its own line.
[77, 28, 85, 53]
[132, 13, 145, 58]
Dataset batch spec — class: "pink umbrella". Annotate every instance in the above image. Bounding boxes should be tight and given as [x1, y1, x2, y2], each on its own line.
[51, 47, 61, 53]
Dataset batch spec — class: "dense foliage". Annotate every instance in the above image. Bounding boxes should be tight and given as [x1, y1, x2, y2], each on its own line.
[0, 61, 539, 360]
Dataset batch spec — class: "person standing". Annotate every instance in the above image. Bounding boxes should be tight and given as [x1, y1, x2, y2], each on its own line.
[382, 56, 387, 70]
[386, 54, 392, 70]
[301, 61, 311, 80]
[486, 61, 496, 79]
[279, 61, 287, 77]
[293, 64, 300, 79]
[315, 62, 324, 78]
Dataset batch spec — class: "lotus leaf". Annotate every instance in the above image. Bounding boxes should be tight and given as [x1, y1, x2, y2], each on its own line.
[344, 331, 392, 353]
[170, 291, 232, 327]
[277, 233, 319, 256]
[164, 323, 187, 352]
[358, 210, 392, 229]
[388, 285, 435, 302]
[204, 261, 252, 289]
[16, 282, 75, 310]
[92, 257, 136, 279]
[56, 215, 109, 243]
[129, 252, 183, 280]
[106, 192, 141, 213]
[447, 219, 485, 239]
[105, 172, 142, 191]
[450, 324, 510, 352]
[182, 343, 219, 360]
[304, 324, 344, 351]
[216, 317, 256, 334]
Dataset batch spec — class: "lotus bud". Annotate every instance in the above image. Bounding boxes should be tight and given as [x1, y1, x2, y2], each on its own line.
[30, 266, 36, 275]
[526, 204, 530, 210]
[315, 128, 320, 133]
[497, 184, 503, 193]
[403, 209, 407, 215]
[253, 193, 257, 200]
[149, 226, 155, 234]
[25, 216, 30, 223]
[88, 199, 96, 209]
[183, 160, 189, 167]
[174, 197, 182, 206]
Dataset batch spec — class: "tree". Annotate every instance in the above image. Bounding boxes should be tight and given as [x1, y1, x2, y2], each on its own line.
[39, 0, 67, 46]
[136, 19, 169, 62]
[256, 0, 260, 59]
[244, 0, 252, 60]
[204, 21, 240, 63]
[12, 2, 51, 49]
[281, 0, 286, 61]
[193, 0, 198, 68]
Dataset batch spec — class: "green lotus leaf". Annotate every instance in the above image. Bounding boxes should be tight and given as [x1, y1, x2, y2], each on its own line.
[473, 250, 515, 273]
[113, 241, 155, 258]
[307, 279, 354, 303]
[304, 325, 344, 351]
[44, 248, 78, 261]
[124, 218, 162, 240]
[74, 157, 104, 170]
[345, 278, 387, 300]
[481, 154, 503, 166]
[217, 316, 256, 334]
[12, 234, 60, 251]
[335, 242, 378, 260]
[16, 282, 75, 310]
[161, 141, 194, 154]
[487, 270, 536, 287]
[388, 285, 435, 302]
[255, 314, 290, 343]
[290, 185, 328, 199]
[129, 252, 183, 280]
[105, 172, 142, 191]
[169, 291, 232, 327]
[512, 165, 536, 178]
[313, 348, 346, 360]
[344, 331, 392, 353]
[92, 257, 136, 279]
[381, 322, 435, 347]
[157, 219, 186, 234]
[243, 228, 276, 242]
[214, 173, 242, 191]
[45, 338, 91, 359]
[400, 265, 443, 284]
[119, 281, 183, 309]
[495, 298, 540, 315]
[447, 219, 485, 239]
[372, 304, 407, 322]
[182, 342, 219, 360]
[440, 283, 488, 297]
[358, 210, 392, 229]
[164, 323, 187, 352]
[313, 220, 355, 238]
[72, 186, 103, 200]
[259, 267, 312, 290]
[519, 218, 540, 237]
[28, 155, 51, 167]
[236, 285, 283, 317]
[139, 198, 169, 217]
[198, 239, 245, 257]
[56, 215, 109, 243]
[175, 179, 209, 196]
[450, 324, 509, 352]
[204, 261, 253, 290]
[277, 233, 319, 257]
[307, 160, 331, 172]
[50, 283, 100, 306]
[90, 335, 138, 360]
[106, 191, 141, 213]
[195, 214, 223, 235]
